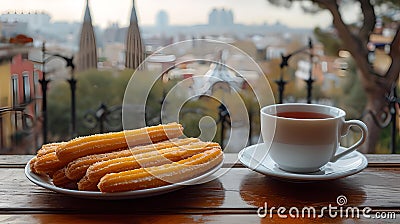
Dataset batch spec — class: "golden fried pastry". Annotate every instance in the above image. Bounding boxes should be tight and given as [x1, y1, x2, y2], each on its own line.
[33, 152, 69, 175]
[98, 147, 223, 193]
[56, 123, 183, 164]
[31, 143, 65, 174]
[52, 168, 77, 190]
[30, 123, 223, 193]
[36, 142, 64, 157]
[86, 141, 220, 185]
[77, 176, 99, 191]
[65, 138, 199, 180]
[30, 156, 37, 174]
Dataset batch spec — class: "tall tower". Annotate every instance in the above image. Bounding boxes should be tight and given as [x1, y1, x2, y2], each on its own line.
[77, 0, 97, 71]
[125, 0, 144, 70]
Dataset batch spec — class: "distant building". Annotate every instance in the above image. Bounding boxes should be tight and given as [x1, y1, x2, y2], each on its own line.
[0, 11, 81, 50]
[156, 10, 169, 28]
[146, 54, 176, 74]
[102, 43, 125, 68]
[77, 0, 98, 71]
[208, 8, 234, 26]
[0, 43, 42, 152]
[46, 22, 81, 50]
[0, 21, 28, 38]
[103, 23, 125, 44]
[294, 54, 342, 91]
[0, 11, 50, 32]
[266, 46, 286, 61]
[125, 0, 144, 70]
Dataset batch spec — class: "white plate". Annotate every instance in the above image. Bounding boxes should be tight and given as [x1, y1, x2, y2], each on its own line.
[238, 143, 367, 181]
[25, 157, 224, 200]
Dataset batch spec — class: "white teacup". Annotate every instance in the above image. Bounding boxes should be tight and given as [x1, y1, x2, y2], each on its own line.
[261, 103, 368, 173]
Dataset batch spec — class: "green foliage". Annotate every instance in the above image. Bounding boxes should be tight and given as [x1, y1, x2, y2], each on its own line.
[376, 125, 400, 154]
[338, 60, 367, 119]
[312, 27, 366, 119]
[179, 99, 212, 139]
[47, 81, 71, 140]
[47, 69, 133, 141]
[267, 0, 400, 15]
[374, 0, 400, 8]
[314, 27, 342, 56]
[97, 57, 107, 62]
[144, 78, 164, 126]
[240, 89, 261, 140]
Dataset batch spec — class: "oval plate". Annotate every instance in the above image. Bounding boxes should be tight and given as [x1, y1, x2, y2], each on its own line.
[25, 157, 223, 200]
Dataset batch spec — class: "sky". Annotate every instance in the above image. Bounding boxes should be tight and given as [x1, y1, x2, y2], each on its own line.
[0, 0, 338, 29]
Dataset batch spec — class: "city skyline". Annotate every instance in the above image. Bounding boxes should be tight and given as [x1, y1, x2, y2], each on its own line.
[0, 0, 342, 29]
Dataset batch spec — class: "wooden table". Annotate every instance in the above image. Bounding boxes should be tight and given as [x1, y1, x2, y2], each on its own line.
[0, 154, 399, 223]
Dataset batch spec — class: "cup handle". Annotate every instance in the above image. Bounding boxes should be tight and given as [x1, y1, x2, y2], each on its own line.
[330, 120, 368, 163]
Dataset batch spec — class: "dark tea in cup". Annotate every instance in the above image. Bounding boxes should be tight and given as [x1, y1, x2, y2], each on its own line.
[276, 111, 333, 119]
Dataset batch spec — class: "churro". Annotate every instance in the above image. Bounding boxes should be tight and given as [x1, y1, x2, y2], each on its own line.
[33, 152, 69, 175]
[98, 147, 223, 192]
[30, 156, 37, 174]
[31, 142, 64, 174]
[77, 176, 99, 191]
[86, 141, 220, 185]
[65, 138, 199, 180]
[52, 168, 77, 190]
[56, 123, 183, 163]
[37, 142, 64, 158]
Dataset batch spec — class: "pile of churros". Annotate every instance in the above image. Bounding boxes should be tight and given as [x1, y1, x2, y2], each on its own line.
[29, 123, 223, 193]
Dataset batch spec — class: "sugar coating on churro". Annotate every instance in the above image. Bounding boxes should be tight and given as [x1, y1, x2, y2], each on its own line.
[98, 148, 223, 192]
[52, 168, 77, 190]
[65, 138, 199, 180]
[34, 152, 69, 175]
[36, 142, 65, 158]
[85, 141, 220, 184]
[77, 176, 99, 191]
[30, 156, 37, 174]
[56, 123, 183, 163]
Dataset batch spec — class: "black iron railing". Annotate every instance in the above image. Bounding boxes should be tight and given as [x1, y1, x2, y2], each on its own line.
[32, 42, 77, 144]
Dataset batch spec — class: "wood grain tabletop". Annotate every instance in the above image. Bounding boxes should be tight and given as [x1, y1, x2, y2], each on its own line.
[0, 154, 399, 223]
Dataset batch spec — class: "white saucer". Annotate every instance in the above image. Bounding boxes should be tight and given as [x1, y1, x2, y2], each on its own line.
[238, 143, 368, 181]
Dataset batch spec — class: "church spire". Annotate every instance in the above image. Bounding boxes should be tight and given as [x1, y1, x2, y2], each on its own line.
[84, 0, 91, 22]
[130, 0, 137, 23]
[125, 0, 144, 70]
[77, 0, 97, 71]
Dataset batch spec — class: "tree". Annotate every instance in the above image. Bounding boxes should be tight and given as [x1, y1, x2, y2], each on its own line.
[47, 69, 131, 141]
[268, 0, 400, 153]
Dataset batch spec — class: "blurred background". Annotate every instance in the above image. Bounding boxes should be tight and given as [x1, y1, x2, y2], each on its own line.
[0, 0, 399, 154]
